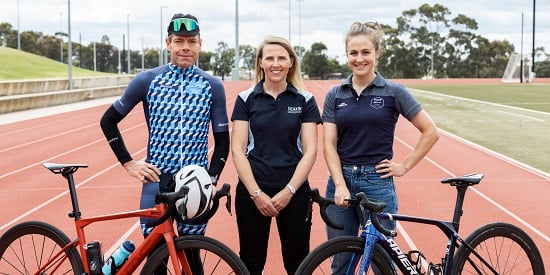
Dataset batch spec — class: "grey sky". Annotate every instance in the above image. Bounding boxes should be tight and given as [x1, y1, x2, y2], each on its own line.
[2, 0, 548, 64]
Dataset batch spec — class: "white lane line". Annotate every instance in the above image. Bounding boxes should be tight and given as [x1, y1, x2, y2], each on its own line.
[497, 110, 545, 122]
[0, 123, 145, 180]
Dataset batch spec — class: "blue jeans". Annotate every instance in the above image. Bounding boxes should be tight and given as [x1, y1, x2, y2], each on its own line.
[325, 164, 398, 273]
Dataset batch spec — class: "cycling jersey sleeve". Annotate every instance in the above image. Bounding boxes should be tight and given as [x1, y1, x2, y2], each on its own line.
[100, 105, 133, 165]
[208, 131, 230, 185]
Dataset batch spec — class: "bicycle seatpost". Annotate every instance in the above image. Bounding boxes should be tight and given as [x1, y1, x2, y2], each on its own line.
[43, 163, 89, 221]
[441, 173, 483, 231]
[451, 186, 468, 231]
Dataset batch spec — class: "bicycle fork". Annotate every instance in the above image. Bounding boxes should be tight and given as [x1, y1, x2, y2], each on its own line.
[361, 220, 422, 275]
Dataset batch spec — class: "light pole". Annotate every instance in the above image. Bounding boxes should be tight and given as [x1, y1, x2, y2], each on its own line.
[17, 0, 21, 50]
[127, 13, 131, 73]
[67, 0, 73, 90]
[232, 0, 240, 80]
[430, 36, 434, 79]
[288, 0, 291, 42]
[141, 37, 145, 70]
[298, 0, 303, 71]
[160, 6, 167, 66]
[531, 0, 536, 78]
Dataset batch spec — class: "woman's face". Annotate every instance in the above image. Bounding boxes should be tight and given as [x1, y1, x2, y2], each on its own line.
[346, 34, 379, 77]
[259, 44, 293, 83]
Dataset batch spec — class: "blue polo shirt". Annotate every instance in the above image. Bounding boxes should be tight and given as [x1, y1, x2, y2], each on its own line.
[231, 82, 322, 188]
[322, 73, 422, 165]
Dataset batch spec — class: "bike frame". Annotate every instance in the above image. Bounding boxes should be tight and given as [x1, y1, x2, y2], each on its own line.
[36, 165, 190, 275]
[35, 204, 190, 275]
[350, 190, 498, 274]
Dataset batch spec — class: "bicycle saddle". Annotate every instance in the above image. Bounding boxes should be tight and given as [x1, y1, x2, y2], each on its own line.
[441, 173, 484, 186]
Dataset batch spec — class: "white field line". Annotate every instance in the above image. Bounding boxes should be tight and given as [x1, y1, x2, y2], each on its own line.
[497, 110, 545, 122]
[411, 88, 550, 117]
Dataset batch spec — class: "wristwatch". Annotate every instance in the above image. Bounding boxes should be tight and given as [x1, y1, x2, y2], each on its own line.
[286, 184, 296, 194]
[250, 189, 262, 200]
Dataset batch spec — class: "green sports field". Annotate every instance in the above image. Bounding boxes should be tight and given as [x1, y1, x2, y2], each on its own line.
[406, 82, 550, 173]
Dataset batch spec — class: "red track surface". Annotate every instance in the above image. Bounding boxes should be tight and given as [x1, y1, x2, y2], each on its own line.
[1, 80, 548, 274]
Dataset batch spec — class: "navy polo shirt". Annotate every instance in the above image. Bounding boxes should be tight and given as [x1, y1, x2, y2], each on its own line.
[322, 73, 422, 165]
[231, 82, 322, 188]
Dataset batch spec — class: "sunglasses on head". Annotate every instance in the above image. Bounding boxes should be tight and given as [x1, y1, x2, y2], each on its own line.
[171, 18, 199, 32]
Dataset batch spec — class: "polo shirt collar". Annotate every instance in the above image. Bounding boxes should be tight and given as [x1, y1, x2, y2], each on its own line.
[342, 72, 386, 89]
[253, 80, 299, 96]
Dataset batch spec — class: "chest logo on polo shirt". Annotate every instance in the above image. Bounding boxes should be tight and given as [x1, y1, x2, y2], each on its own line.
[288, 106, 302, 114]
[370, 97, 384, 109]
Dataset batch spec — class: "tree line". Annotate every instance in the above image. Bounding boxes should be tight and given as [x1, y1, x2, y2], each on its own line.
[1, 4, 549, 79]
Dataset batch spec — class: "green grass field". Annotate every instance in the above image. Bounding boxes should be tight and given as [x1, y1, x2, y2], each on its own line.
[408, 83, 550, 113]
[407, 83, 550, 173]
[0, 47, 113, 80]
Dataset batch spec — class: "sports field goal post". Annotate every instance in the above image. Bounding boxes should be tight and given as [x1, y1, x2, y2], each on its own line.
[501, 53, 532, 83]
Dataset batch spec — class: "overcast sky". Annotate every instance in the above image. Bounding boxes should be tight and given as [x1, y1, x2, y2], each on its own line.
[2, 0, 549, 63]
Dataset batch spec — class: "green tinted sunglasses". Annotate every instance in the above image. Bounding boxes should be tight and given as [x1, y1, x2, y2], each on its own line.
[171, 18, 199, 32]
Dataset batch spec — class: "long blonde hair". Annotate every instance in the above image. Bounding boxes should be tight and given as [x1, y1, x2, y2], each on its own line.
[254, 36, 304, 91]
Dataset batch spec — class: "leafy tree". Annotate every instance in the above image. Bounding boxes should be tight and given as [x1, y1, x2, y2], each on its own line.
[20, 31, 42, 55]
[213, 41, 234, 80]
[0, 23, 18, 48]
[239, 44, 256, 80]
[198, 50, 214, 71]
[143, 47, 160, 69]
[302, 42, 329, 79]
[38, 35, 62, 62]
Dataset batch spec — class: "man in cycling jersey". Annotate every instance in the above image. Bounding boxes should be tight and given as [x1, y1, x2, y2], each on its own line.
[100, 12, 229, 272]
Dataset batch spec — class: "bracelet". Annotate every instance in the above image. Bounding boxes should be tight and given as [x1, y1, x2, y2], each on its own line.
[286, 184, 296, 194]
[250, 189, 262, 200]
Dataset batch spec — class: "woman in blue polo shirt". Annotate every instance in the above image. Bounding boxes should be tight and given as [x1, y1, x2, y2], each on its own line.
[231, 36, 322, 275]
[322, 22, 440, 273]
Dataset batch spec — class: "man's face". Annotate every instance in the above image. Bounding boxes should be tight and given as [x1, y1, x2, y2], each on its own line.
[166, 34, 202, 69]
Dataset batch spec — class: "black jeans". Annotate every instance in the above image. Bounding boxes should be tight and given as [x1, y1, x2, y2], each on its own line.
[235, 182, 312, 275]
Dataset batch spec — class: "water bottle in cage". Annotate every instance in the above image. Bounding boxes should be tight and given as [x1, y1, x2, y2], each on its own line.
[102, 240, 135, 275]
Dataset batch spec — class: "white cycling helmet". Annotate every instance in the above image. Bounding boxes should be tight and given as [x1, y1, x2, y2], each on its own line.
[174, 165, 213, 220]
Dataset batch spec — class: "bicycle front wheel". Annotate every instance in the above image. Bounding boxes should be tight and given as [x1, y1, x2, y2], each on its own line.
[452, 222, 545, 275]
[296, 236, 397, 275]
[141, 234, 249, 275]
[0, 221, 84, 274]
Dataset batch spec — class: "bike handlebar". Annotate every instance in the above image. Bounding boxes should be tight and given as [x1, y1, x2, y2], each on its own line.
[309, 188, 397, 237]
[145, 183, 232, 228]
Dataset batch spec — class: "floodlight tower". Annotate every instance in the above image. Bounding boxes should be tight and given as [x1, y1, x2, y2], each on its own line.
[160, 6, 167, 66]
[67, 0, 73, 90]
[232, 0, 240, 80]
[531, 0, 536, 76]
[17, 0, 21, 50]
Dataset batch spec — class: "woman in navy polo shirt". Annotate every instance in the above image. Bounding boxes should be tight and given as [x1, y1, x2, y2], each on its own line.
[231, 36, 322, 275]
[322, 22, 440, 273]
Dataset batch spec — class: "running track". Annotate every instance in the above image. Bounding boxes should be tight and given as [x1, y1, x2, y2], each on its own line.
[0, 80, 548, 273]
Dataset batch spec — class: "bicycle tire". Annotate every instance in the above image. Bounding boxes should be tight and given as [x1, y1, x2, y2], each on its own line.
[296, 236, 397, 275]
[452, 222, 545, 275]
[141, 234, 249, 275]
[0, 221, 84, 274]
